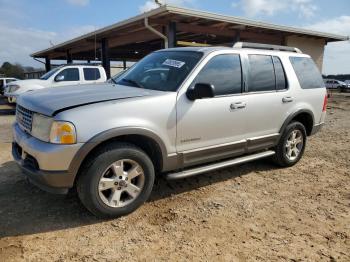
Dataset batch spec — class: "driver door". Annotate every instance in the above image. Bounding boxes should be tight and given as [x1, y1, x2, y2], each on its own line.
[53, 67, 81, 87]
[176, 53, 247, 167]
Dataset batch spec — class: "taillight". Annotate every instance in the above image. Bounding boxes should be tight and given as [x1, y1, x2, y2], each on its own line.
[322, 94, 328, 112]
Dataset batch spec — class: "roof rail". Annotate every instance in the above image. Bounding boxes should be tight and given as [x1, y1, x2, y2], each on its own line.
[233, 42, 302, 53]
[61, 63, 102, 66]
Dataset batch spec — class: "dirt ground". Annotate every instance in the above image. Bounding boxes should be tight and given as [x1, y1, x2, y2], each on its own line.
[0, 93, 349, 262]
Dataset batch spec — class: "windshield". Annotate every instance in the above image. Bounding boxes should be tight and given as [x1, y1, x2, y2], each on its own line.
[116, 51, 203, 92]
[40, 67, 61, 80]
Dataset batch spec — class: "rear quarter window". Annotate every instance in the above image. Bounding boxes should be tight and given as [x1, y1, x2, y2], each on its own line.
[289, 57, 324, 89]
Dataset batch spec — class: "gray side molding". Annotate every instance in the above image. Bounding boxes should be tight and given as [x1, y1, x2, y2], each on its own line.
[68, 127, 170, 179]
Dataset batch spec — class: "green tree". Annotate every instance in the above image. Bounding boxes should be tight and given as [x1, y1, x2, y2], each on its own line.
[0, 62, 25, 79]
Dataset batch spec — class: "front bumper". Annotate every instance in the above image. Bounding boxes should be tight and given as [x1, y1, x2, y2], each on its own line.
[12, 123, 83, 194]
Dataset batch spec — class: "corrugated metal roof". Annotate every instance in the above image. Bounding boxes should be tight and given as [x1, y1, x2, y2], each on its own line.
[31, 5, 348, 57]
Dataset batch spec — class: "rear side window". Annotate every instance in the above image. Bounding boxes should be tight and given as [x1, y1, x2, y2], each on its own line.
[194, 54, 242, 96]
[56, 68, 80, 81]
[289, 57, 324, 89]
[84, 68, 101, 81]
[248, 55, 275, 92]
[273, 56, 287, 90]
[0, 80, 3, 88]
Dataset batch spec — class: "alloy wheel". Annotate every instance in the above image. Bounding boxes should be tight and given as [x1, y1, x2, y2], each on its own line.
[285, 130, 304, 161]
[98, 159, 145, 208]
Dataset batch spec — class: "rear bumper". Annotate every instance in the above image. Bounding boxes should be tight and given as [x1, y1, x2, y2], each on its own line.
[310, 123, 324, 135]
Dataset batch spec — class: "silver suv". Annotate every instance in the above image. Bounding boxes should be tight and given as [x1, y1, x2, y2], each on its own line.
[12, 43, 327, 218]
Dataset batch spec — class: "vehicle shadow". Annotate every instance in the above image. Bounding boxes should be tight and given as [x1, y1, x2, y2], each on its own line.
[0, 97, 15, 116]
[0, 159, 278, 238]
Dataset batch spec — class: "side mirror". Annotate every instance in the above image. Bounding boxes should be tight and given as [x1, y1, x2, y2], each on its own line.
[55, 75, 65, 82]
[186, 83, 215, 101]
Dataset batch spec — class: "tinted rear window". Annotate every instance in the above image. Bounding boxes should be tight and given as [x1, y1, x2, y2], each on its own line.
[84, 68, 101, 81]
[289, 57, 324, 89]
[248, 55, 275, 92]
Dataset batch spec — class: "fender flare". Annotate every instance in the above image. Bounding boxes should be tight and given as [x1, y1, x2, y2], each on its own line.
[67, 127, 169, 178]
[279, 109, 315, 135]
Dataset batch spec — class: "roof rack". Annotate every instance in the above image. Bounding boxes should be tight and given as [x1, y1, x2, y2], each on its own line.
[61, 63, 102, 66]
[233, 42, 302, 53]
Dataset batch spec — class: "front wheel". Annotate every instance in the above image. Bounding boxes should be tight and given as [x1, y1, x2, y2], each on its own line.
[77, 143, 155, 218]
[273, 121, 307, 167]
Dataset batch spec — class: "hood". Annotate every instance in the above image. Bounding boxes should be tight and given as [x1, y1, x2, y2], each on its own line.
[11, 79, 48, 87]
[17, 83, 164, 116]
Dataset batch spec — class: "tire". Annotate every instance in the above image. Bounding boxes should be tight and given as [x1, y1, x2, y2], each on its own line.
[77, 142, 155, 218]
[273, 121, 307, 167]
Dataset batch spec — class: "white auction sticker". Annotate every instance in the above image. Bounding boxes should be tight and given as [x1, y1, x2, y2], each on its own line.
[162, 59, 185, 68]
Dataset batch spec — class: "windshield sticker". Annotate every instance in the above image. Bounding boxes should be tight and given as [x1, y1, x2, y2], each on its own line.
[162, 59, 185, 68]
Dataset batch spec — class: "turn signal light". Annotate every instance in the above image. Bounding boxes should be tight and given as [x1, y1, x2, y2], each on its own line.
[50, 121, 77, 144]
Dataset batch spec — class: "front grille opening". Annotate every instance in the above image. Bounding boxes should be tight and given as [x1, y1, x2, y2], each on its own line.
[16, 105, 33, 133]
[14, 143, 22, 157]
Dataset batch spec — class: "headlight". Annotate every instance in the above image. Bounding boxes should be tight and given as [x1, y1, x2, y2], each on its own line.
[49, 121, 77, 144]
[31, 114, 76, 144]
[8, 85, 20, 93]
[31, 113, 53, 142]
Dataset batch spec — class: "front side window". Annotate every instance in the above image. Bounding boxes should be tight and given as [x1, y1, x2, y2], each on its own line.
[0, 80, 3, 88]
[289, 57, 324, 89]
[84, 68, 101, 81]
[116, 51, 203, 92]
[193, 54, 242, 96]
[248, 55, 275, 92]
[56, 68, 79, 81]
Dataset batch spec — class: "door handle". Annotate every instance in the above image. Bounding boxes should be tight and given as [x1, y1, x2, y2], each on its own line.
[282, 96, 293, 103]
[230, 102, 246, 110]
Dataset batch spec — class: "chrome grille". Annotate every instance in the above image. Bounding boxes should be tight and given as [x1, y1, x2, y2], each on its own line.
[16, 105, 33, 133]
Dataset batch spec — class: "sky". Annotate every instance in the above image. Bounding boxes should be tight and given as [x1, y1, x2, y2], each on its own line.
[0, 0, 349, 75]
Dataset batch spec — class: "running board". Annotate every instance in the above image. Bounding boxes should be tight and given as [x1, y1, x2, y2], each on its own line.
[166, 150, 275, 180]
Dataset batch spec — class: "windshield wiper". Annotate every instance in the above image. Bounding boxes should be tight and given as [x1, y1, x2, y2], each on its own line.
[122, 78, 143, 88]
[110, 78, 117, 84]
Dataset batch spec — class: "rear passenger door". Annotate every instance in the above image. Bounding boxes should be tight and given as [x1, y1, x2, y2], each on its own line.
[83, 67, 101, 84]
[241, 54, 293, 150]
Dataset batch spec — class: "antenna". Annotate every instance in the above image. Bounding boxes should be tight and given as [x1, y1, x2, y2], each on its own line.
[94, 27, 97, 61]
[155, 0, 163, 6]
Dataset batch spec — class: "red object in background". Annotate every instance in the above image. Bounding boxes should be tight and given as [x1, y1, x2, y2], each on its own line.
[323, 94, 328, 112]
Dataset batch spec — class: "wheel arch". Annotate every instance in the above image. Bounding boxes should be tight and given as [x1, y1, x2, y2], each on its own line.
[68, 127, 169, 183]
[279, 109, 315, 136]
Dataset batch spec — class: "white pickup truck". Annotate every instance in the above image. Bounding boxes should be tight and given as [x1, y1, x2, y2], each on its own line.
[5, 64, 107, 103]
